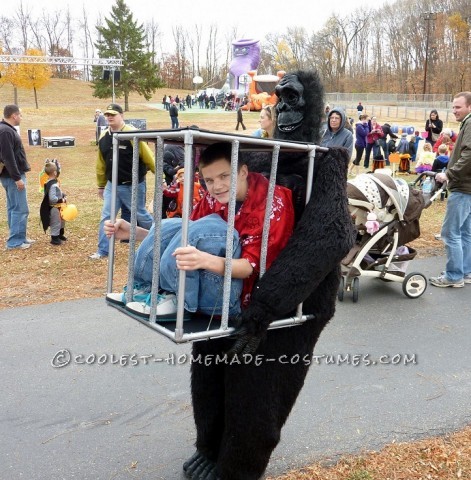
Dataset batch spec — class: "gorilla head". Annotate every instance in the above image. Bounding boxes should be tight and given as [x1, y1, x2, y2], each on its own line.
[274, 70, 324, 144]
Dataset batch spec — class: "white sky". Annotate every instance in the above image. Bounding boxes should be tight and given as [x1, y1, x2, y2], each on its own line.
[2, 0, 390, 53]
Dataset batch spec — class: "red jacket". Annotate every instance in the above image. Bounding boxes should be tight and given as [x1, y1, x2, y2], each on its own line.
[191, 172, 295, 307]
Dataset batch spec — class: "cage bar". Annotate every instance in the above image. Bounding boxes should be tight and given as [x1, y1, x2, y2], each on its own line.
[106, 128, 322, 343]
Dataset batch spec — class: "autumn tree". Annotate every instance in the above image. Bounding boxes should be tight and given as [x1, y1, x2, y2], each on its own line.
[92, 0, 163, 111]
[13, 48, 52, 108]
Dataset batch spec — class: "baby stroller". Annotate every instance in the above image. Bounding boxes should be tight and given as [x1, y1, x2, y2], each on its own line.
[339, 172, 428, 302]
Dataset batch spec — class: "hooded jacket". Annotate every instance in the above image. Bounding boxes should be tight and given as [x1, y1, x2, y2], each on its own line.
[320, 107, 354, 157]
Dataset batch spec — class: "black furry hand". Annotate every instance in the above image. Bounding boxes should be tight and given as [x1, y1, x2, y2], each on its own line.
[226, 325, 263, 358]
[226, 304, 273, 358]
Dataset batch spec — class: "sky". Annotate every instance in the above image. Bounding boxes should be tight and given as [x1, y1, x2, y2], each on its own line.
[2, 0, 390, 53]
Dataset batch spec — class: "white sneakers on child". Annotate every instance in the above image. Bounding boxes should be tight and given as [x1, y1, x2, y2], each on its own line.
[106, 283, 151, 306]
[126, 292, 178, 319]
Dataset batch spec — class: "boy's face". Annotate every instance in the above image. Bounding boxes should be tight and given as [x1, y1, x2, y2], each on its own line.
[200, 158, 248, 204]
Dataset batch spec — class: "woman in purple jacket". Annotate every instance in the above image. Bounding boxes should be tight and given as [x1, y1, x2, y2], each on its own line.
[349, 114, 370, 176]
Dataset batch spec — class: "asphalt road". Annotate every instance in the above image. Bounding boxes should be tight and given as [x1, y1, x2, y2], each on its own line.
[1, 256, 470, 480]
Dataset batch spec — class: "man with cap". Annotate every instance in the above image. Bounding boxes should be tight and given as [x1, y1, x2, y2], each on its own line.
[89, 103, 155, 259]
[94, 108, 108, 145]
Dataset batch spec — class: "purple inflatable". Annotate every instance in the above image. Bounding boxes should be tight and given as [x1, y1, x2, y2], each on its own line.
[229, 38, 261, 91]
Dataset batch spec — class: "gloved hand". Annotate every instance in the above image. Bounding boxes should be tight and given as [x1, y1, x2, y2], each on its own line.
[226, 303, 273, 358]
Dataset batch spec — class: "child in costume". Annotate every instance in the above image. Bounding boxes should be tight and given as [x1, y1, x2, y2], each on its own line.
[415, 142, 435, 174]
[163, 167, 204, 218]
[40, 161, 68, 245]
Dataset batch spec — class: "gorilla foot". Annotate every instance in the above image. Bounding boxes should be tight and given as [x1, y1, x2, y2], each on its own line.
[183, 450, 220, 479]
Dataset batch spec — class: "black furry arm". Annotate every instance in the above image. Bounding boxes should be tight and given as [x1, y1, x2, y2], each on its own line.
[237, 147, 355, 335]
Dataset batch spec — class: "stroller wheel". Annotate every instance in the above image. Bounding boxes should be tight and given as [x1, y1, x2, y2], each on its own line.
[337, 276, 345, 302]
[402, 272, 427, 298]
[352, 277, 359, 303]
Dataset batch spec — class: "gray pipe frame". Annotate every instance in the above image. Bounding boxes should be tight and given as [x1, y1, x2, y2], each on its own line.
[107, 129, 320, 343]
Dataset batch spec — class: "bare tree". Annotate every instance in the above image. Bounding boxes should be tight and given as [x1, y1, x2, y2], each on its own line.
[145, 18, 161, 64]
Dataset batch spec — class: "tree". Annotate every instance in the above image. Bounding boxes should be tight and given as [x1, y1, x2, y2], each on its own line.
[92, 0, 163, 111]
[13, 48, 52, 108]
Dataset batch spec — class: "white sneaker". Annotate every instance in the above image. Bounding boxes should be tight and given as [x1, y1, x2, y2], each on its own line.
[25, 238, 36, 244]
[464, 273, 471, 285]
[89, 252, 107, 260]
[429, 274, 464, 288]
[126, 293, 178, 319]
[7, 242, 31, 250]
[106, 284, 151, 306]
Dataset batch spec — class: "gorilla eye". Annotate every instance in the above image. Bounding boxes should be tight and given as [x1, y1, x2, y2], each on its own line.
[286, 92, 299, 104]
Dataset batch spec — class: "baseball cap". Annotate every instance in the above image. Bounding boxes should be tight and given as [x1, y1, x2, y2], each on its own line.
[104, 103, 123, 115]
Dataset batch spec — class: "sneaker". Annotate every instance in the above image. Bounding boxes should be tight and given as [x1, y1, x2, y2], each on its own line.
[429, 275, 464, 288]
[7, 242, 31, 250]
[126, 292, 178, 319]
[25, 238, 36, 244]
[106, 283, 151, 306]
[464, 274, 471, 285]
[89, 252, 107, 260]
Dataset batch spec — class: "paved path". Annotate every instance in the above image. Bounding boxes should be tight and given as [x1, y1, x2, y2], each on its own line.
[1, 256, 470, 480]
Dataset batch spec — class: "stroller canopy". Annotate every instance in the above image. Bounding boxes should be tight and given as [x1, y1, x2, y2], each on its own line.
[347, 173, 424, 223]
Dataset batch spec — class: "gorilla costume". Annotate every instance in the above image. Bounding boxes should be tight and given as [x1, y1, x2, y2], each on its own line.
[184, 70, 356, 480]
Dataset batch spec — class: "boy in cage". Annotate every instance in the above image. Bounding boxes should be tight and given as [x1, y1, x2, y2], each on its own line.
[105, 142, 295, 318]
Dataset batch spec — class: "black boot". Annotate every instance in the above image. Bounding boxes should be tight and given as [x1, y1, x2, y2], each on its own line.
[59, 228, 67, 241]
[51, 235, 62, 245]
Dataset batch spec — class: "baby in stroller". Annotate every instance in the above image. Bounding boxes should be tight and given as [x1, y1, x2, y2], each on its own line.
[339, 171, 428, 302]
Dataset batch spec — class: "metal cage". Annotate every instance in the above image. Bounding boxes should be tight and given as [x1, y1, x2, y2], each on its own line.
[106, 127, 320, 343]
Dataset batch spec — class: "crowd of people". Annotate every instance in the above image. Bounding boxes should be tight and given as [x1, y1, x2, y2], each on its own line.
[1, 93, 470, 293]
[344, 108, 461, 177]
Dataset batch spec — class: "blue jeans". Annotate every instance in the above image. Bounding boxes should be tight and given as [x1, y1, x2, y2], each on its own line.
[1, 174, 29, 248]
[134, 214, 243, 316]
[170, 116, 179, 129]
[441, 192, 471, 281]
[97, 180, 153, 256]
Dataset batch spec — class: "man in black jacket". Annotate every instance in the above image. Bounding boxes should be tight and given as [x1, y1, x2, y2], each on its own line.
[0, 104, 34, 250]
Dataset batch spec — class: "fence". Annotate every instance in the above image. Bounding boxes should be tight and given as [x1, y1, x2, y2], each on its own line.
[325, 92, 456, 126]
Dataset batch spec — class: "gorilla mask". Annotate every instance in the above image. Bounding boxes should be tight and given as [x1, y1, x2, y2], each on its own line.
[274, 70, 325, 144]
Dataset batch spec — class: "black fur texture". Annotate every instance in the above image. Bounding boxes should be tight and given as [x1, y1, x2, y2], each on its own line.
[186, 70, 355, 480]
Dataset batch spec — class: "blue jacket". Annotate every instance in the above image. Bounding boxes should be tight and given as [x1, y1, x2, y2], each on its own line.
[320, 107, 354, 157]
[355, 121, 370, 149]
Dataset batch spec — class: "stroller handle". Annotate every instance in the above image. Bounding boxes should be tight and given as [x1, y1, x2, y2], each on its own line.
[413, 171, 448, 207]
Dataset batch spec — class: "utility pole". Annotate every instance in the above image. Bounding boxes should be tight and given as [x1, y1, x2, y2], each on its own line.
[423, 12, 437, 95]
